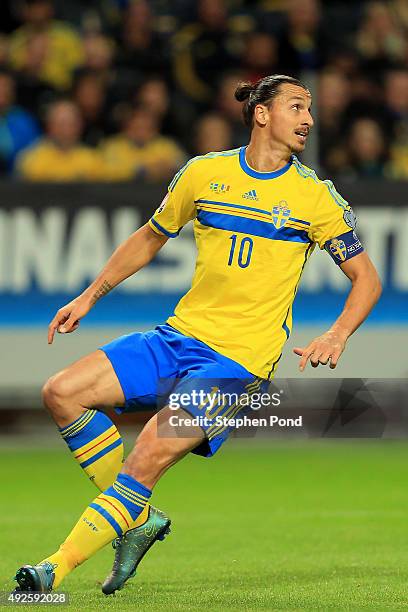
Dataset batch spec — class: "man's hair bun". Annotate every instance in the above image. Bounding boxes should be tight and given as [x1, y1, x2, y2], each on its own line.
[234, 82, 255, 102]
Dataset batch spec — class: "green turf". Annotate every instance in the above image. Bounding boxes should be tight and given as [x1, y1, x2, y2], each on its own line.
[1, 439, 408, 611]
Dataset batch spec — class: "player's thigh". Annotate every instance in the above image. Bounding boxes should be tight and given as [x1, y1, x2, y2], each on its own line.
[44, 349, 125, 410]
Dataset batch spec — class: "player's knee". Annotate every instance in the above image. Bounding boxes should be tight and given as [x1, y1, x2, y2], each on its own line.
[42, 373, 76, 419]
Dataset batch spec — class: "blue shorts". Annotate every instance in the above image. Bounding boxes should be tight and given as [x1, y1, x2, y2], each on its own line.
[100, 324, 267, 457]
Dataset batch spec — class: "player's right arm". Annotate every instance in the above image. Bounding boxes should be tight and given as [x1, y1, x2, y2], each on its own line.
[48, 223, 168, 343]
[48, 159, 197, 344]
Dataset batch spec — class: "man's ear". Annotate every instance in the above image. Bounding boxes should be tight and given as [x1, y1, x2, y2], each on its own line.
[253, 104, 268, 127]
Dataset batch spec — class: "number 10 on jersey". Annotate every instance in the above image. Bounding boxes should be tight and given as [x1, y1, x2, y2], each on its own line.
[228, 234, 253, 268]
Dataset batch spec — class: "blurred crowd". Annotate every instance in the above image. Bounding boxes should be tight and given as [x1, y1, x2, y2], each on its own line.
[0, 0, 407, 182]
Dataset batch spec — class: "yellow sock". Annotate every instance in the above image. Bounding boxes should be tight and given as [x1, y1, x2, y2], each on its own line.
[42, 474, 152, 587]
[59, 409, 124, 490]
[59, 409, 150, 529]
[42, 542, 84, 589]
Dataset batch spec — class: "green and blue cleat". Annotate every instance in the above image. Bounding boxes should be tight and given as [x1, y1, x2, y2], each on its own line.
[14, 562, 55, 592]
[102, 505, 171, 595]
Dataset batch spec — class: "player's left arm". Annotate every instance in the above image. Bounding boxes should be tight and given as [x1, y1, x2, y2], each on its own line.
[294, 251, 382, 371]
[293, 181, 382, 371]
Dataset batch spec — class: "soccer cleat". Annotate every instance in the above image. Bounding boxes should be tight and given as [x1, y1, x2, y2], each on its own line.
[102, 505, 171, 595]
[14, 562, 55, 592]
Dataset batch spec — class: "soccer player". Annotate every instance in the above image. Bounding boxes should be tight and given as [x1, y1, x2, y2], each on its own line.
[13, 75, 381, 593]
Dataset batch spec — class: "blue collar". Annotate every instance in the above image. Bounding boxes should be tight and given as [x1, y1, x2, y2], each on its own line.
[239, 146, 292, 180]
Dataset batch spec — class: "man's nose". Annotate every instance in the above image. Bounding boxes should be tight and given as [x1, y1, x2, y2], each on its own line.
[306, 112, 314, 128]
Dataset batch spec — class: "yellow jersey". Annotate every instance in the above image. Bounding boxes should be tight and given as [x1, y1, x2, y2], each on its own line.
[100, 135, 186, 181]
[16, 139, 104, 182]
[148, 146, 363, 379]
[9, 21, 84, 90]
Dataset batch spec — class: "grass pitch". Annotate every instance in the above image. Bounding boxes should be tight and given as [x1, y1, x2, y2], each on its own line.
[1, 439, 408, 610]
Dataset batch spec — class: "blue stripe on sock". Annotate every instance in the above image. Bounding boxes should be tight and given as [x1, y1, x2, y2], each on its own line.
[104, 486, 142, 520]
[89, 503, 123, 537]
[59, 410, 95, 437]
[117, 473, 152, 499]
[114, 482, 148, 504]
[79, 438, 123, 469]
[63, 411, 118, 452]
[105, 475, 152, 521]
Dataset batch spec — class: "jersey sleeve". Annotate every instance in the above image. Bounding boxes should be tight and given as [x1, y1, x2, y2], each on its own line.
[148, 160, 197, 238]
[309, 181, 364, 265]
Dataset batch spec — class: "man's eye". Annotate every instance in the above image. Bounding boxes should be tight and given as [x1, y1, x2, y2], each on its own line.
[292, 104, 300, 110]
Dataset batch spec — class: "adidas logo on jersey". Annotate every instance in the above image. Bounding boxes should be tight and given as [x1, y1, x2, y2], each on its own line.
[242, 189, 259, 201]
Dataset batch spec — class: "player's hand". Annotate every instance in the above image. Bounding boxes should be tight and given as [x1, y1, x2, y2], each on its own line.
[48, 296, 92, 344]
[293, 330, 348, 372]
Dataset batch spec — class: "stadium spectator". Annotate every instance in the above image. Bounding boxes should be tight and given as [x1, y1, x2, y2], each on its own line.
[0, 0, 404, 183]
[137, 76, 176, 117]
[384, 70, 408, 132]
[133, 77, 189, 143]
[172, 0, 243, 105]
[79, 31, 136, 133]
[16, 99, 103, 181]
[114, 0, 170, 83]
[318, 70, 351, 173]
[240, 32, 278, 83]
[82, 32, 115, 79]
[383, 70, 408, 178]
[193, 113, 233, 156]
[387, 145, 408, 179]
[72, 71, 111, 147]
[134, 77, 169, 120]
[8, 0, 84, 91]
[0, 69, 40, 174]
[355, 1, 407, 74]
[277, 0, 332, 75]
[341, 118, 389, 178]
[215, 72, 249, 148]
[10, 29, 56, 115]
[100, 106, 186, 182]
